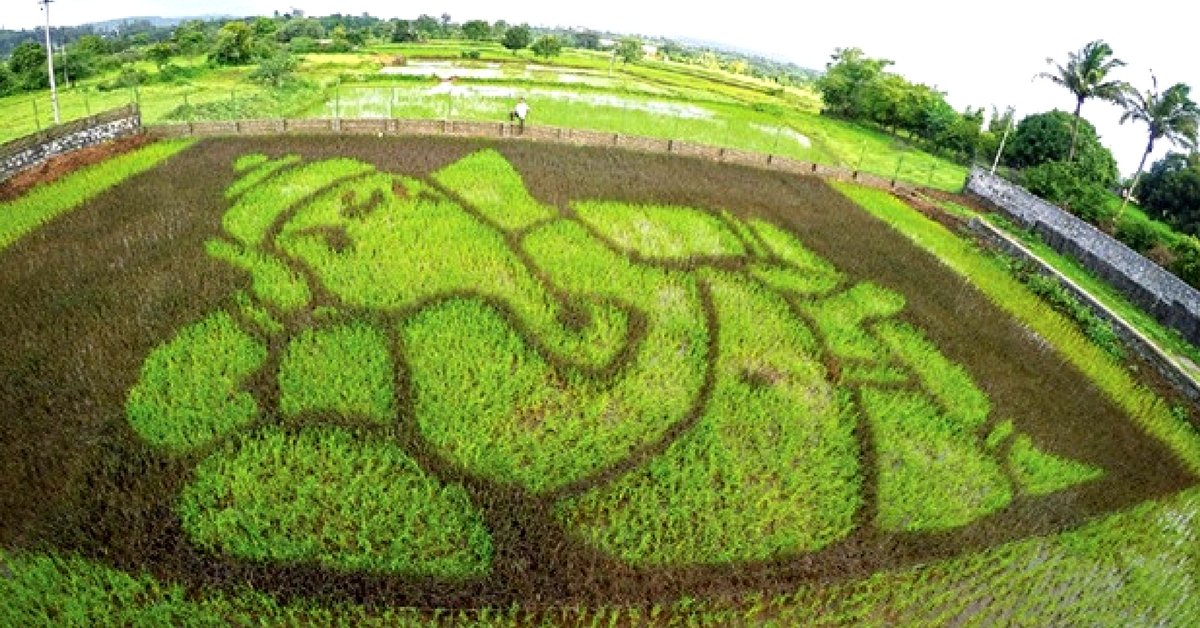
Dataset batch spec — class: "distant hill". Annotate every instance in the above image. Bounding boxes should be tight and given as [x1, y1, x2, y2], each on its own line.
[87, 15, 235, 33]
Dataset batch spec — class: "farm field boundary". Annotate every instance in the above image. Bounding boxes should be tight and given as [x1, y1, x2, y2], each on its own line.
[971, 216, 1200, 408]
[2, 136, 1195, 610]
[146, 118, 911, 194]
[966, 166, 1200, 348]
[0, 105, 142, 183]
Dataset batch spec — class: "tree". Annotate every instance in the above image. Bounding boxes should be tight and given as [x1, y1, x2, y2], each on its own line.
[815, 47, 892, 119]
[1036, 40, 1127, 163]
[462, 20, 491, 41]
[146, 42, 176, 71]
[1005, 110, 1119, 187]
[213, 21, 258, 65]
[616, 37, 644, 63]
[390, 20, 417, 43]
[276, 17, 325, 43]
[0, 65, 18, 97]
[8, 42, 48, 90]
[1138, 152, 1200, 233]
[502, 24, 531, 52]
[1118, 75, 1200, 213]
[249, 49, 298, 88]
[530, 35, 563, 60]
[415, 15, 442, 39]
[573, 31, 600, 50]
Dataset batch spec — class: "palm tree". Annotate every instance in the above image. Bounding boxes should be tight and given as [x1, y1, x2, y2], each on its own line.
[1117, 74, 1200, 214]
[1037, 40, 1127, 163]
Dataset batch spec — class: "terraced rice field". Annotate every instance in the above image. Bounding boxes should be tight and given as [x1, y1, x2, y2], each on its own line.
[0, 137, 1196, 625]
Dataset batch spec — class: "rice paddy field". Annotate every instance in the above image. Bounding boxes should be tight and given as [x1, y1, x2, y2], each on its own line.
[1, 136, 1198, 626]
[0, 44, 967, 192]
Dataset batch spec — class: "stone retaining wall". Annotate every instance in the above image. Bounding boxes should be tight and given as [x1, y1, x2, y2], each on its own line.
[965, 166, 1200, 347]
[0, 105, 142, 182]
[970, 217, 1200, 408]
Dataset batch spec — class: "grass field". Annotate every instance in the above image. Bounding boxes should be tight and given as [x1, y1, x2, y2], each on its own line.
[1, 136, 1196, 625]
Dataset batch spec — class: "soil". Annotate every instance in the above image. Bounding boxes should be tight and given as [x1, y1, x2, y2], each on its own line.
[0, 136, 1194, 608]
[0, 135, 153, 202]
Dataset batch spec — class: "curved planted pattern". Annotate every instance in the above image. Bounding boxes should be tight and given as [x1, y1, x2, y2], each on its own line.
[124, 148, 1106, 583]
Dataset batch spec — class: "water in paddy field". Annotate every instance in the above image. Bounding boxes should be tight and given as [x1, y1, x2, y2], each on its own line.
[322, 84, 715, 121]
[751, 123, 812, 148]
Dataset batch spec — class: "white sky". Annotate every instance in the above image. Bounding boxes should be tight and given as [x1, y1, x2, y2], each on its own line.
[6, 0, 1197, 176]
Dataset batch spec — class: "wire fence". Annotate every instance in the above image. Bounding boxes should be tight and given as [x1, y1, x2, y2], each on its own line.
[2, 82, 969, 191]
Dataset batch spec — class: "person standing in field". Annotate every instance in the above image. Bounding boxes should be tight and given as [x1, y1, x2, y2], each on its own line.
[510, 97, 530, 133]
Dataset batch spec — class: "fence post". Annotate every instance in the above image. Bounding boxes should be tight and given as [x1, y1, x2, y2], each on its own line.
[892, 154, 906, 187]
[83, 89, 90, 117]
[32, 97, 41, 131]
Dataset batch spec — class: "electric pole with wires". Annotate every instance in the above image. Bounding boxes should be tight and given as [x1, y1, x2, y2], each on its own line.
[39, 0, 61, 125]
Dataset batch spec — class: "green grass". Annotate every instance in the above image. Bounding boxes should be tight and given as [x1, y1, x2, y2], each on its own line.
[180, 426, 493, 578]
[125, 311, 266, 451]
[0, 138, 193, 251]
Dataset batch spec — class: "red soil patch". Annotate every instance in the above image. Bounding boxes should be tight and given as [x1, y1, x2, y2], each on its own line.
[0, 135, 152, 202]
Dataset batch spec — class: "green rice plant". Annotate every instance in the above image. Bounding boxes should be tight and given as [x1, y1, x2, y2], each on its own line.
[125, 311, 266, 451]
[861, 387, 1013, 531]
[272, 163, 629, 370]
[234, 289, 284, 335]
[799, 283, 906, 361]
[225, 154, 302, 199]
[873, 321, 990, 432]
[573, 201, 747, 260]
[749, 262, 842, 297]
[432, 148, 558, 231]
[0, 139, 193, 251]
[205, 239, 311, 312]
[834, 182, 1200, 477]
[750, 219, 844, 283]
[558, 272, 861, 564]
[1009, 434, 1104, 496]
[401, 221, 708, 493]
[180, 426, 493, 578]
[279, 322, 394, 423]
[223, 157, 374, 247]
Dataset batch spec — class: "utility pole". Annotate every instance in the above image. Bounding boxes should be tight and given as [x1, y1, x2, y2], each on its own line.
[39, 0, 61, 125]
[991, 108, 1015, 175]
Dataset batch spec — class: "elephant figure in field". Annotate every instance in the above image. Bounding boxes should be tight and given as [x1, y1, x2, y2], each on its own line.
[125, 149, 1102, 576]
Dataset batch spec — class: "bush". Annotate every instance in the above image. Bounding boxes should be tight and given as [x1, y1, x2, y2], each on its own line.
[1006, 110, 1118, 187]
[1115, 217, 1165, 254]
[1170, 237, 1200, 288]
[1021, 161, 1112, 222]
[461, 50, 482, 60]
[289, 37, 317, 53]
[1021, 273, 1124, 359]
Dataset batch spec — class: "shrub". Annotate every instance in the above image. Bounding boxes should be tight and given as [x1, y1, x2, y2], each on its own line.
[1021, 161, 1112, 222]
[1115, 217, 1164, 254]
[461, 50, 482, 60]
[1005, 110, 1118, 187]
[1169, 237, 1200, 288]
